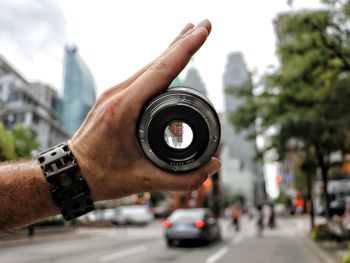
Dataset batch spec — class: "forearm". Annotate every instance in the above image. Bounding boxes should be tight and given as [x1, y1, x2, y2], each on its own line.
[0, 159, 59, 234]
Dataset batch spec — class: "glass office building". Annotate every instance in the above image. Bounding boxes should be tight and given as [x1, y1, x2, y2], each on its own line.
[61, 46, 96, 135]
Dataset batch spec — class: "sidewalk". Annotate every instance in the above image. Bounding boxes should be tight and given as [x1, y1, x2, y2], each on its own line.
[0, 226, 113, 248]
[0, 226, 74, 247]
[296, 215, 345, 263]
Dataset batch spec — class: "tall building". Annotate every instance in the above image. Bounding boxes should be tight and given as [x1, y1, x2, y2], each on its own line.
[170, 66, 208, 97]
[183, 67, 207, 96]
[0, 55, 68, 149]
[169, 67, 215, 211]
[61, 46, 96, 135]
[220, 52, 264, 204]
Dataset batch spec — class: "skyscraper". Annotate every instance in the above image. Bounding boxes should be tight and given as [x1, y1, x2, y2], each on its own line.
[61, 46, 96, 135]
[183, 67, 207, 96]
[170, 66, 207, 97]
[221, 52, 263, 204]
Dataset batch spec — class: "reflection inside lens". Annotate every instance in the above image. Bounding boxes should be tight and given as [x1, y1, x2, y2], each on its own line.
[164, 121, 193, 149]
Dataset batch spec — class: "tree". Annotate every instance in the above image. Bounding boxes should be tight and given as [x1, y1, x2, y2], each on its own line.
[231, 0, 350, 220]
[0, 122, 39, 161]
[0, 123, 15, 161]
[12, 123, 39, 158]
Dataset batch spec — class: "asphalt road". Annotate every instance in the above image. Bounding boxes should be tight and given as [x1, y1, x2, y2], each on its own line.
[0, 216, 339, 263]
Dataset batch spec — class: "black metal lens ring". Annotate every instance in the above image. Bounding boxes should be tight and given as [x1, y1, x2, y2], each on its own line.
[137, 86, 221, 173]
[148, 105, 209, 163]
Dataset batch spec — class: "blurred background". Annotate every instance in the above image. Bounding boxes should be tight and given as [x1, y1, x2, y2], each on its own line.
[2, 0, 350, 263]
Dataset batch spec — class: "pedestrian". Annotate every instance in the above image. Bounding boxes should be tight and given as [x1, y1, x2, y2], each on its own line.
[256, 204, 264, 236]
[268, 203, 276, 229]
[0, 19, 221, 235]
[231, 204, 241, 231]
[27, 225, 35, 237]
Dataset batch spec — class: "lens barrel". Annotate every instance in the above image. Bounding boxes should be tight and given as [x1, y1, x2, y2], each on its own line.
[137, 86, 221, 173]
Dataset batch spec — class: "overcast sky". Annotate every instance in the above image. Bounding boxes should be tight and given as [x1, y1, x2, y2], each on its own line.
[0, 0, 323, 113]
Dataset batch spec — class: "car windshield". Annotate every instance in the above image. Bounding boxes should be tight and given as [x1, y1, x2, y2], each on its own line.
[169, 209, 205, 222]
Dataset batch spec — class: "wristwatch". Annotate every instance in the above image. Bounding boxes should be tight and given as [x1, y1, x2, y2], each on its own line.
[37, 142, 95, 220]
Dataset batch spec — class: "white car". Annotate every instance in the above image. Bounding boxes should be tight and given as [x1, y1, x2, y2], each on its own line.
[115, 205, 154, 225]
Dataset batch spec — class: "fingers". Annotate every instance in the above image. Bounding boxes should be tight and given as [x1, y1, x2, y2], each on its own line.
[96, 22, 197, 104]
[149, 157, 221, 192]
[169, 23, 195, 47]
[127, 19, 212, 111]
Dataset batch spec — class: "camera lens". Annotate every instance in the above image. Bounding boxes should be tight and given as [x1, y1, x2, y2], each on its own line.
[137, 86, 221, 173]
[164, 121, 193, 149]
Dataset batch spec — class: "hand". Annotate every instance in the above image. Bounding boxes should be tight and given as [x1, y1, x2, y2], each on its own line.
[68, 19, 221, 202]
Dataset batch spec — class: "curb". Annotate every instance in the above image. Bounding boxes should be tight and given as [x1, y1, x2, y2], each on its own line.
[299, 233, 341, 263]
[295, 217, 341, 263]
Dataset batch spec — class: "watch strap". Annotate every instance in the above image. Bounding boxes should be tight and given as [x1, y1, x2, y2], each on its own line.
[37, 142, 95, 220]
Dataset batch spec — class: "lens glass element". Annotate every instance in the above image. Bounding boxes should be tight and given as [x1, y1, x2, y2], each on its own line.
[164, 121, 193, 149]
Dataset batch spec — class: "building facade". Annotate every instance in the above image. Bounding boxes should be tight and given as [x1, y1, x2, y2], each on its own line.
[220, 52, 265, 204]
[0, 55, 68, 150]
[183, 67, 207, 96]
[61, 46, 96, 136]
[170, 67, 217, 210]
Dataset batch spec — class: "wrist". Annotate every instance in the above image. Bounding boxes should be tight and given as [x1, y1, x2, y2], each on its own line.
[37, 142, 95, 220]
[67, 139, 104, 202]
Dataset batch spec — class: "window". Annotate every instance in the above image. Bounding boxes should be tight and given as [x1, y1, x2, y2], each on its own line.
[32, 113, 40, 124]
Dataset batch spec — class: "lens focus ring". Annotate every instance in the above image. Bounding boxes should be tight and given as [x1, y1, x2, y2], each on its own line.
[137, 86, 221, 173]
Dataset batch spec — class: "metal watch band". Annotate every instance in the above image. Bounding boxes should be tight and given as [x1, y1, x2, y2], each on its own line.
[37, 142, 95, 220]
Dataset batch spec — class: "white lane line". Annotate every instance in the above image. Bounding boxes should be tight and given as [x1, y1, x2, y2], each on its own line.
[206, 246, 229, 263]
[99, 245, 146, 262]
[233, 235, 244, 244]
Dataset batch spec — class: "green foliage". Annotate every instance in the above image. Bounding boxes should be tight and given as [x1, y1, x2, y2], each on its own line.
[343, 254, 350, 263]
[227, 76, 258, 135]
[275, 191, 292, 206]
[12, 123, 39, 158]
[230, 1, 350, 216]
[231, 0, 350, 163]
[0, 123, 15, 161]
[0, 122, 39, 161]
[311, 224, 332, 241]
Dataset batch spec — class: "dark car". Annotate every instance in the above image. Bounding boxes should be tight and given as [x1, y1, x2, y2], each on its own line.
[330, 197, 347, 216]
[162, 208, 221, 247]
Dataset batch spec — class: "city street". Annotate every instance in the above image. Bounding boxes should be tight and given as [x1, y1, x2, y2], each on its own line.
[0, 216, 339, 263]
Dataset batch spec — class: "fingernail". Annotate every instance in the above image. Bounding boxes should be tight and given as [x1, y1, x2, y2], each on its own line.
[191, 26, 207, 37]
[191, 19, 210, 37]
[195, 19, 208, 29]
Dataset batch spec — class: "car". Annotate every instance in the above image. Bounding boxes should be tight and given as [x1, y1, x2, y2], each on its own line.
[162, 208, 221, 247]
[114, 205, 154, 225]
[330, 197, 347, 216]
[153, 203, 173, 218]
[77, 209, 118, 225]
[274, 203, 288, 217]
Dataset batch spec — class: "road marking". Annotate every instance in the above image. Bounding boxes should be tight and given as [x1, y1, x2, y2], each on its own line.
[206, 246, 229, 263]
[233, 235, 244, 244]
[99, 245, 146, 262]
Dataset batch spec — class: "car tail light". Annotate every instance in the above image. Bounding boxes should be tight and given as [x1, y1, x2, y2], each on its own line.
[194, 220, 205, 228]
[163, 220, 172, 228]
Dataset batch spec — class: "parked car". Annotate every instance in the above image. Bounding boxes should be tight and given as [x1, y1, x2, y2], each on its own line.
[274, 204, 288, 217]
[78, 209, 117, 225]
[115, 205, 154, 225]
[330, 197, 347, 216]
[162, 208, 221, 247]
[153, 203, 173, 218]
